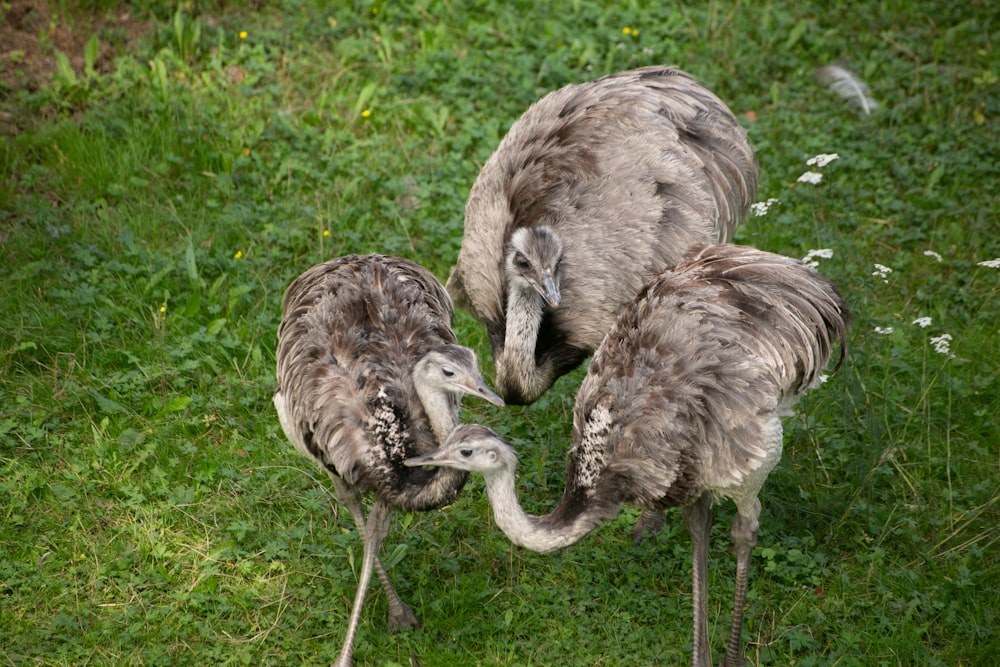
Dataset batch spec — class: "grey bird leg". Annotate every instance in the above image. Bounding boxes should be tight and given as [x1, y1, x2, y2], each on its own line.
[684, 492, 714, 667]
[332, 498, 392, 667]
[332, 477, 418, 634]
[721, 499, 760, 667]
[374, 551, 419, 631]
[631, 509, 667, 545]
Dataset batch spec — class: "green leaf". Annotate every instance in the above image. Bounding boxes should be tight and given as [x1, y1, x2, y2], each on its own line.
[54, 51, 77, 86]
[84, 34, 99, 79]
[184, 237, 200, 287]
[161, 396, 192, 414]
[206, 318, 227, 336]
[784, 19, 809, 50]
[90, 390, 128, 414]
[183, 291, 202, 317]
[353, 82, 377, 118]
[925, 163, 946, 195]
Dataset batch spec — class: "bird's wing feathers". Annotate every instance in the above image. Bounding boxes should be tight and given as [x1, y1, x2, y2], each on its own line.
[451, 66, 759, 358]
[677, 244, 851, 391]
[275, 255, 456, 493]
[573, 244, 849, 503]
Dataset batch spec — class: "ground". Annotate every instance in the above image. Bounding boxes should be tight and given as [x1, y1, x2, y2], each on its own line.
[0, 0, 148, 132]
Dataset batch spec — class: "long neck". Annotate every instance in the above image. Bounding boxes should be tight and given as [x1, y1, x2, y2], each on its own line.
[392, 384, 466, 512]
[413, 384, 461, 444]
[480, 465, 605, 554]
[496, 283, 559, 404]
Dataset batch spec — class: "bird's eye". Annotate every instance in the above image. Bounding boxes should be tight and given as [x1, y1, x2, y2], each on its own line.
[442, 367, 455, 378]
[513, 253, 530, 270]
[459, 448, 473, 458]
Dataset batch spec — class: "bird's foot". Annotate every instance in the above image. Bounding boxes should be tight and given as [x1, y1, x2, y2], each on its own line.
[387, 602, 420, 633]
[631, 509, 667, 545]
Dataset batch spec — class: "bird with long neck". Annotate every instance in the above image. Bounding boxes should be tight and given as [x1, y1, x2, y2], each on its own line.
[410, 244, 851, 667]
[274, 254, 504, 667]
[495, 226, 567, 403]
[447, 66, 760, 405]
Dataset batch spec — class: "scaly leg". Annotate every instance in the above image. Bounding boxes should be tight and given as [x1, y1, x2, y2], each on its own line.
[721, 498, 760, 667]
[332, 478, 418, 632]
[631, 509, 667, 545]
[684, 493, 714, 667]
[332, 499, 392, 667]
[374, 554, 419, 631]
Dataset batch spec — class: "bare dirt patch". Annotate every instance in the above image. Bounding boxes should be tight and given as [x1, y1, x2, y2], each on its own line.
[0, 1, 149, 130]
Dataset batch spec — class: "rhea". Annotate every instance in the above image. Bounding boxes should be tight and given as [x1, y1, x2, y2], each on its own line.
[273, 254, 504, 667]
[409, 245, 851, 667]
[446, 65, 760, 405]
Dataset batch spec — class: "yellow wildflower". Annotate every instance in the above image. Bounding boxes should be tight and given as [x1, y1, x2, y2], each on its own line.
[234, 250, 244, 259]
[361, 109, 372, 118]
[323, 230, 330, 237]
[239, 31, 248, 39]
[159, 305, 166, 313]
[622, 26, 631, 35]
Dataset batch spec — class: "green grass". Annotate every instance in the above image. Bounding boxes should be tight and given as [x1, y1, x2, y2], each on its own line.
[2, 1, 998, 665]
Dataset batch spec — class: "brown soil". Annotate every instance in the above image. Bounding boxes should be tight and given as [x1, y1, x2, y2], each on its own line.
[0, 0, 149, 131]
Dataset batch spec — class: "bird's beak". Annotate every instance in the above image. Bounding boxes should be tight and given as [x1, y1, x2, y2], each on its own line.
[404, 448, 448, 467]
[460, 376, 505, 407]
[540, 271, 560, 309]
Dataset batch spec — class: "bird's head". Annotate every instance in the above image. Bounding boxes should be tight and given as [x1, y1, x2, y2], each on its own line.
[506, 226, 563, 309]
[404, 423, 516, 475]
[413, 345, 505, 407]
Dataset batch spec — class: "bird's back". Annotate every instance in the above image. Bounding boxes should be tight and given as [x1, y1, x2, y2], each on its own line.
[568, 244, 850, 511]
[275, 255, 459, 502]
[450, 66, 760, 353]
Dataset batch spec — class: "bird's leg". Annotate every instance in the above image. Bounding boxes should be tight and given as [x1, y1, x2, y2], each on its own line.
[721, 498, 760, 667]
[331, 477, 418, 633]
[631, 509, 667, 545]
[684, 493, 714, 667]
[332, 500, 392, 667]
[373, 550, 419, 631]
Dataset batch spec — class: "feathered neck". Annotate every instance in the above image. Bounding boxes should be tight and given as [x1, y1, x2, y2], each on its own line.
[413, 383, 460, 444]
[391, 384, 465, 512]
[479, 456, 607, 554]
[496, 281, 558, 404]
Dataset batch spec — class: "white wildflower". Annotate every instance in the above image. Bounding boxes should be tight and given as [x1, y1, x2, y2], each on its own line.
[912, 317, 932, 328]
[874, 326, 894, 335]
[797, 171, 823, 184]
[751, 198, 780, 217]
[929, 333, 954, 358]
[801, 248, 834, 268]
[924, 250, 943, 262]
[806, 153, 840, 168]
[978, 258, 1000, 268]
[872, 263, 893, 283]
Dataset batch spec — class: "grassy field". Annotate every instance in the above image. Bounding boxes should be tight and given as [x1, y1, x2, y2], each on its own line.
[1, 1, 998, 665]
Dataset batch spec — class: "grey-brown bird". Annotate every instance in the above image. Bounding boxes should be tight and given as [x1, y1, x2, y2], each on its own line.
[409, 244, 850, 667]
[447, 66, 760, 405]
[274, 254, 504, 667]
